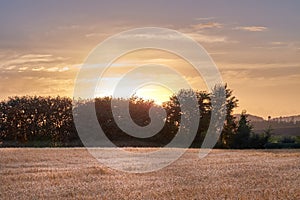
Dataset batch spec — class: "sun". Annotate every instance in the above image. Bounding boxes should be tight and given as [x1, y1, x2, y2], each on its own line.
[135, 84, 173, 105]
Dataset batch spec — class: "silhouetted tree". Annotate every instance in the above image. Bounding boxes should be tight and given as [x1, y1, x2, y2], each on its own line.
[0, 85, 242, 148]
[216, 85, 239, 148]
[233, 111, 252, 148]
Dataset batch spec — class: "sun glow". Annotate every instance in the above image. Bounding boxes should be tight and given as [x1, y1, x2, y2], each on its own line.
[135, 85, 173, 105]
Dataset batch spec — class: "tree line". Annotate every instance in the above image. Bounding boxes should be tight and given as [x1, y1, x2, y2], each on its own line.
[0, 86, 292, 148]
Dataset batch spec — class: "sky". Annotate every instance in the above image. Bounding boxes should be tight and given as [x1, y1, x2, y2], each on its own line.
[0, 0, 300, 118]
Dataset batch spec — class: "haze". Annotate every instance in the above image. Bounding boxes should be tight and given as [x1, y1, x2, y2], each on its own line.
[0, 0, 300, 118]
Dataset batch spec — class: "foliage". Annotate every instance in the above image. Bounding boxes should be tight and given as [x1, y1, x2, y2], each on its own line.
[0, 96, 77, 147]
[0, 86, 297, 148]
[162, 89, 211, 147]
[248, 126, 272, 148]
[216, 84, 239, 148]
[232, 111, 252, 148]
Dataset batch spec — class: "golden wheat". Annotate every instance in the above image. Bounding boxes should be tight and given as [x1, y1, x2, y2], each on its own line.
[0, 148, 299, 199]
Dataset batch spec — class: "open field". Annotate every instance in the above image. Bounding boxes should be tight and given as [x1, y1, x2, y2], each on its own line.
[0, 148, 299, 199]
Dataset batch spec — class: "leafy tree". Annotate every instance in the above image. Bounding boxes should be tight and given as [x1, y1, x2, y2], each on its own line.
[0, 96, 78, 146]
[0, 85, 241, 148]
[248, 123, 272, 149]
[216, 84, 239, 148]
[280, 136, 296, 143]
[162, 89, 212, 147]
[233, 110, 252, 148]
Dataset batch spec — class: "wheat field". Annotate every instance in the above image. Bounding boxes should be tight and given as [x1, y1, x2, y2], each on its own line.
[0, 148, 299, 199]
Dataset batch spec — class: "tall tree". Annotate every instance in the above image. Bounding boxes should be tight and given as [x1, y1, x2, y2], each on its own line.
[217, 84, 239, 148]
[233, 110, 252, 148]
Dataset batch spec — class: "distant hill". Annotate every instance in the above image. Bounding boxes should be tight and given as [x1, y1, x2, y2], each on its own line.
[270, 115, 300, 124]
[234, 114, 300, 136]
[234, 114, 264, 122]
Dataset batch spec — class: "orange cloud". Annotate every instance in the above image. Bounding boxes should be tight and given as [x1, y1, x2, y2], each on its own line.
[190, 22, 223, 30]
[235, 26, 268, 32]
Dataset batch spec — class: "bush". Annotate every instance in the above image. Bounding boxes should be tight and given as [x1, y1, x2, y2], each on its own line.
[0, 96, 79, 146]
[265, 142, 300, 149]
[280, 136, 296, 143]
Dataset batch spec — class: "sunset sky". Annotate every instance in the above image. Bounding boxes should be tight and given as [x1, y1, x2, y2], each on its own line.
[0, 0, 300, 118]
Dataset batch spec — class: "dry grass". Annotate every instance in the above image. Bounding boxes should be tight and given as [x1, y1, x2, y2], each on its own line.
[0, 148, 299, 199]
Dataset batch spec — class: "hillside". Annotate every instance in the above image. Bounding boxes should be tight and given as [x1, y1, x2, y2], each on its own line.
[234, 114, 300, 136]
[234, 114, 264, 122]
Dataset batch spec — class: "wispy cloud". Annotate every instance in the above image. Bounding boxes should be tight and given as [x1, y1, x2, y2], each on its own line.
[0, 54, 68, 69]
[187, 33, 228, 43]
[270, 42, 287, 45]
[235, 26, 268, 32]
[177, 22, 232, 43]
[190, 22, 223, 30]
[32, 67, 45, 72]
[20, 54, 53, 59]
[85, 33, 108, 38]
[44, 66, 69, 72]
[221, 65, 300, 80]
[195, 17, 216, 21]
[18, 66, 28, 71]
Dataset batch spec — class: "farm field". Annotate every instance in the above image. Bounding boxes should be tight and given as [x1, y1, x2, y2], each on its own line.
[0, 148, 299, 199]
